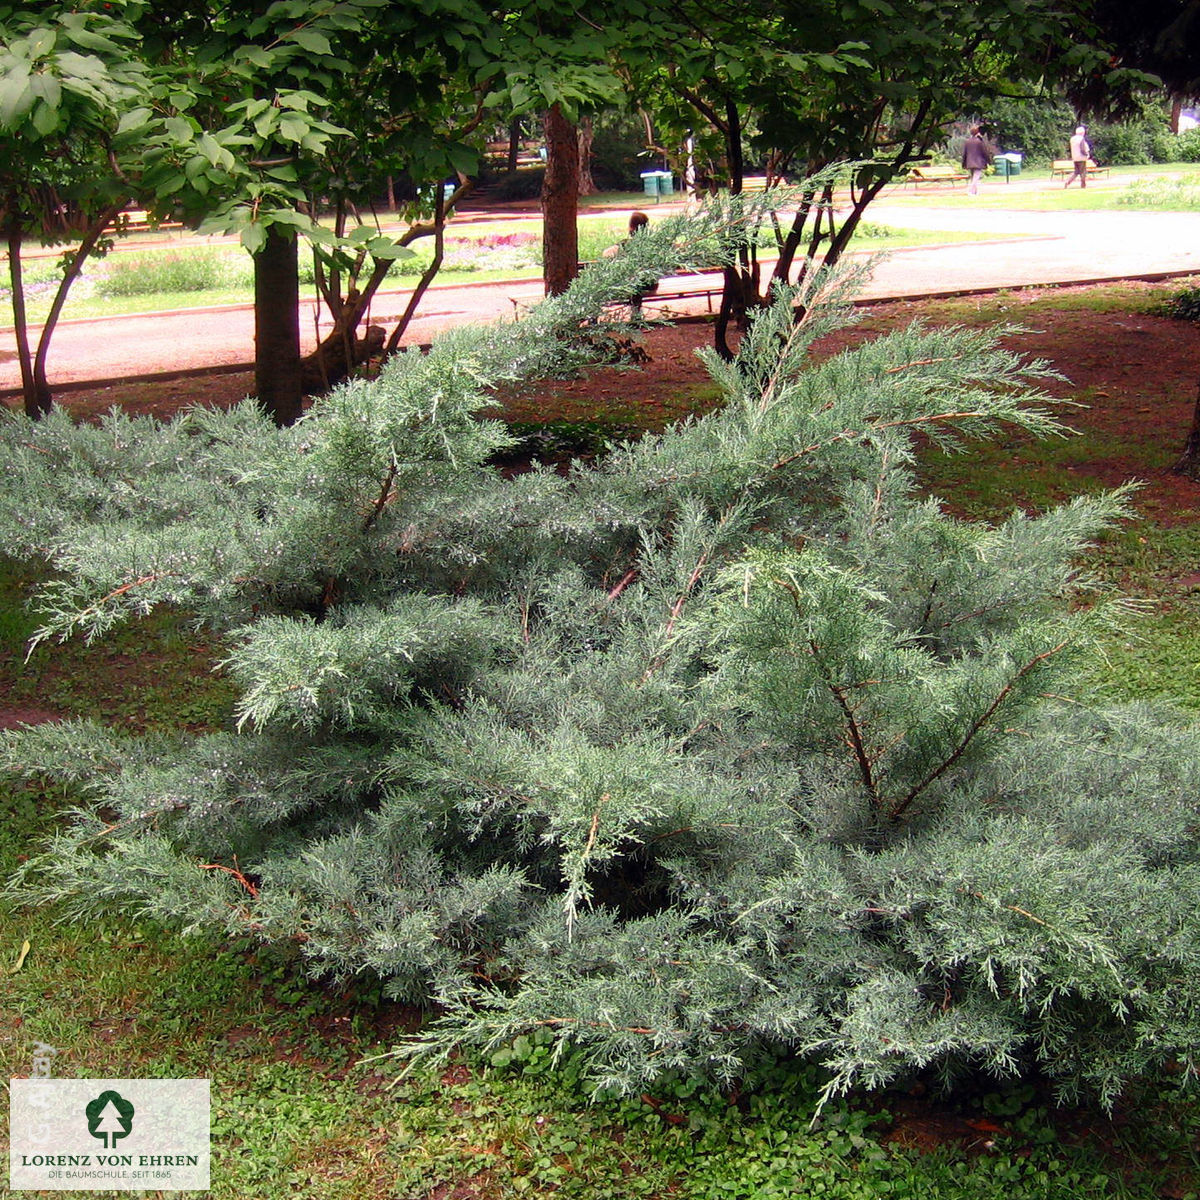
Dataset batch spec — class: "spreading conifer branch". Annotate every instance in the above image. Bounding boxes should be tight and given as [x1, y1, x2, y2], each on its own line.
[1, 198, 1195, 1110]
[888, 639, 1071, 821]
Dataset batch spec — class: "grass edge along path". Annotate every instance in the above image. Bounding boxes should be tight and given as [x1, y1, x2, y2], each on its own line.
[4, 215, 1007, 330]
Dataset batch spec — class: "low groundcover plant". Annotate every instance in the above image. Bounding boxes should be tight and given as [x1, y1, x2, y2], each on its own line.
[1, 198, 1197, 1111]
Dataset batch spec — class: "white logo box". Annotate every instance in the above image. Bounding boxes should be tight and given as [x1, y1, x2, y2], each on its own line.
[10, 1079, 210, 1192]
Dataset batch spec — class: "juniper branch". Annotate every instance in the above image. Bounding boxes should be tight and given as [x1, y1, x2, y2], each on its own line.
[888, 640, 1071, 821]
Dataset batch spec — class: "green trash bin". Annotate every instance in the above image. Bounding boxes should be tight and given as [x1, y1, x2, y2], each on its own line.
[656, 170, 674, 196]
[995, 152, 1022, 181]
[640, 171, 661, 199]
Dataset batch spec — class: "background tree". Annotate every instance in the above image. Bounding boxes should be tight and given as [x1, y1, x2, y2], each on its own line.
[129, 0, 435, 425]
[631, 0, 1135, 356]
[542, 103, 582, 295]
[114, 0, 523, 423]
[0, 0, 395, 424]
[482, 3, 666, 297]
[137, 0, 643, 412]
[0, 2, 153, 418]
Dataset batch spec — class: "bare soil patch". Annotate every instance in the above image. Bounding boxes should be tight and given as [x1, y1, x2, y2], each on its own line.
[38, 369, 259, 421]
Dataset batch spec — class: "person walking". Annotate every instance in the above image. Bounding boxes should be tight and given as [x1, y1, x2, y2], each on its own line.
[960, 126, 992, 196]
[1065, 125, 1091, 188]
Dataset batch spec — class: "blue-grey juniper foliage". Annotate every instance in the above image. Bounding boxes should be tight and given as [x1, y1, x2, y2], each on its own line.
[2, 195, 1198, 1108]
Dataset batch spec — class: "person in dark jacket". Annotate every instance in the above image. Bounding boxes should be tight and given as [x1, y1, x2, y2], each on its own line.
[961, 126, 992, 196]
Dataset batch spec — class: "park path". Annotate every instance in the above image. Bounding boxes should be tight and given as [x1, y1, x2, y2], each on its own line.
[3, 189, 1199, 393]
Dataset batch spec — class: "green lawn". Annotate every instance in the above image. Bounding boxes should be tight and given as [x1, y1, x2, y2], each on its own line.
[908, 285, 1200, 712]
[881, 162, 1200, 212]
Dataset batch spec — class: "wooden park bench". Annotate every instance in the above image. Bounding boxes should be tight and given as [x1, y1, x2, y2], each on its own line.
[1050, 159, 1109, 180]
[105, 208, 183, 236]
[641, 267, 724, 312]
[904, 164, 968, 187]
[510, 264, 726, 318]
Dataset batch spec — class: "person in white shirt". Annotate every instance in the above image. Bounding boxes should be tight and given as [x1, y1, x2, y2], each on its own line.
[1065, 125, 1091, 189]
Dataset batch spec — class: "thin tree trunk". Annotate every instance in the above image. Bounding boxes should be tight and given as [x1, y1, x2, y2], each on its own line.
[725, 97, 744, 194]
[714, 98, 749, 360]
[541, 104, 580, 297]
[772, 184, 818, 284]
[638, 107, 654, 150]
[301, 253, 391, 394]
[507, 117, 521, 174]
[5, 204, 44, 418]
[383, 187, 446, 356]
[823, 174, 889, 267]
[1173, 377, 1200, 479]
[791, 183, 837, 289]
[254, 227, 302, 426]
[299, 180, 470, 386]
[31, 200, 125, 416]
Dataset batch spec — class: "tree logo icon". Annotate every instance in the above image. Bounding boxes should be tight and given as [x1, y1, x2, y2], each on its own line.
[85, 1090, 135, 1148]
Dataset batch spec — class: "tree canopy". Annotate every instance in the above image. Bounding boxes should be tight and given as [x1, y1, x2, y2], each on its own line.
[618, 0, 1154, 352]
[1, 0, 532, 420]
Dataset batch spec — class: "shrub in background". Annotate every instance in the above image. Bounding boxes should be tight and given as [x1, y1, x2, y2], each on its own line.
[490, 168, 545, 202]
[2, 205, 1199, 1109]
[1088, 96, 1179, 165]
[589, 110, 651, 191]
[1090, 121, 1156, 166]
[1175, 128, 1200, 163]
[1157, 285, 1200, 322]
[972, 94, 1181, 167]
[981, 96, 1074, 165]
[1149, 127, 1183, 162]
[0, 254, 67, 300]
[96, 249, 237, 297]
[1116, 177, 1200, 209]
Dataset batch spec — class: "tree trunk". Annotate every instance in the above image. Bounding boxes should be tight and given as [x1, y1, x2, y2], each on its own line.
[507, 117, 521, 174]
[254, 227, 302, 426]
[384, 184, 448, 356]
[1173, 378, 1200, 479]
[823, 173, 889, 268]
[299, 181, 468, 389]
[713, 98, 751, 360]
[5, 205, 47, 419]
[541, 104, 580, 297]
[300, 263, 390, 395]
[577, 116, 598, 196]
[771, 183, 819, 285]
[30, 200, 126, 418]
